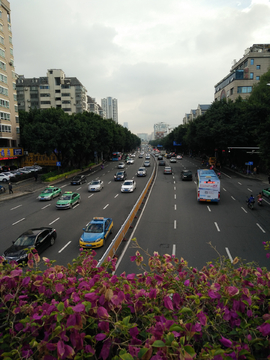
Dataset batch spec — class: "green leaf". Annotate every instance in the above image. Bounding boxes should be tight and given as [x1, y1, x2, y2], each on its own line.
[169, 325, 185, 332]
[122, 316, 130, 326]
[239, 349, 250, 356]
[214, 349, 225, 355]
[184, 345, 196, 356]
[180, 307, 193, 314]
[57, 302, 64, 311]
[165, 333, 175, 345]
[119, 354, 134, 360]
[152, 340, 166, 347]
[138, 348, 149, 358]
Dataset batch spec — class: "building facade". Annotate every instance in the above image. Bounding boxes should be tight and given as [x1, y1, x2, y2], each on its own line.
[214, 44, 270, 102]
[0, 0, 19, 148]
[16, 69, 88, 115]
[153, 122, 169, 139]
[87, 95, 105, 118]
[101, 96, 118, 123]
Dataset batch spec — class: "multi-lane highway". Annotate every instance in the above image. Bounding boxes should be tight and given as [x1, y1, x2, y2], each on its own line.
[1, 153, 269, 274]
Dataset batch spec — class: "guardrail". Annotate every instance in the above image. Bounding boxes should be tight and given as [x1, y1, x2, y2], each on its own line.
[97, 157, 157, 267]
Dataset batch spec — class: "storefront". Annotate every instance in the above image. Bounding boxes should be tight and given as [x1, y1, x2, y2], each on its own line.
[0, 147, 23, 170]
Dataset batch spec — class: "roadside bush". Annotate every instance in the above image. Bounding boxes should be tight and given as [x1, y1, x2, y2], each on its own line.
[0, 245, 270, 360]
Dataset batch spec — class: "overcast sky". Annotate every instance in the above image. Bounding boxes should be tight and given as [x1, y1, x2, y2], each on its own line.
[10, 0, 270, 135]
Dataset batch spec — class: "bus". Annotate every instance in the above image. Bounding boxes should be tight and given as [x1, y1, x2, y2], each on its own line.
[197, 169, 220, 203]
[111, 152, 122, 161]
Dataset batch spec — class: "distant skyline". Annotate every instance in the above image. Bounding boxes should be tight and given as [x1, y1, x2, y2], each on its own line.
[10, 0, 270, 135]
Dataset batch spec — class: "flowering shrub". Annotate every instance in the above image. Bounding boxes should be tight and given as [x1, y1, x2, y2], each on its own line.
[1, 245, 270, 360]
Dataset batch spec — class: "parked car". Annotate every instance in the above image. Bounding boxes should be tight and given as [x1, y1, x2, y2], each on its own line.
[3, 227, 57, 264]
[0, 173, 10, 182]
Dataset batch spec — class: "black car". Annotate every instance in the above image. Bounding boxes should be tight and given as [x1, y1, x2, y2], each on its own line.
[71, 175, 87, 185]
[159, 160, 165, 166]
[158, 155, 163, 160]
[181, 170, 193, 181]
[114, 171, 127, 181]
[3, 227, 57, 264]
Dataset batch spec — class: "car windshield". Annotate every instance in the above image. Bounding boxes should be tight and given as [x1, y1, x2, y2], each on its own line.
[14, 235, 35, 247]
[124, 181, 133, 185]
[91, 181, 99, 185]
[60, 195, 72, 200]
[85, 223, 103, 233]
[43, 189, 53, 194]
[73, 176, 80, 181]
[138, 168, 145, 171]
[116, 172, 123, 175]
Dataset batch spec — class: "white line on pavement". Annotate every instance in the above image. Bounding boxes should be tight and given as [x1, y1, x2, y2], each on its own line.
[247, 188, 252, 192]
[49, 217, 60, 225]
[225, 247, 233, 263]
[10, 205, 22, 210]
[174, 194, 176, 199]
[214, 222, 220, 232]
[174, 220, 176, 229]
[103, 204, 109, 209]
[172, 244, 176, 256]
[231, 196, 235, 200]
[61, 184, 67, 188]
[256, 223, 266, 233]
[207, 206, 211, 212]
[223, 188, 227, 191]
[238, 182, 242, 185]
[174, 204, 177, 210]
[114, 194, 119, 198]
[241, 207, 247, 213]
[12, 218, 25, 225]
[88, 194, 94, 198]
[42, 204, 51, 209]
[58, 241, 71, 253]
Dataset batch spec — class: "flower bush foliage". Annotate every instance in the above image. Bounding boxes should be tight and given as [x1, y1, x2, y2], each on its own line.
[1, 246, 270, 360]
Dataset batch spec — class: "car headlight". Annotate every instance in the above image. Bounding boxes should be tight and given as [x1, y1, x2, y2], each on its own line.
[18, 253, 28, 260]
[95, 238, 102, 242]
[79, 237, 84, 242]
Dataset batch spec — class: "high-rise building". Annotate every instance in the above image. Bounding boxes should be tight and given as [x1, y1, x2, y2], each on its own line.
[0, 0, 19, 148]
[101, 97, 118, 123]
[123, 122, 128, 129]
[87, 96, 105, 118]
[153, 122, 169, 139]
[214, 44, 270, 102]
[16, 69, 88, 115]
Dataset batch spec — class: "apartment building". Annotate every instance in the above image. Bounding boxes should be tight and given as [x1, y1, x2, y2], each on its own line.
[0, 0, 19, 149]
[101, 96, 118, 123]
[16, 69, 87, 115]
[214, 44, 270, 102]
[87, 95, 105, 118]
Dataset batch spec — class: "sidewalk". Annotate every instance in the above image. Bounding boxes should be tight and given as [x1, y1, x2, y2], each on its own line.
[223, 166, 270, 184]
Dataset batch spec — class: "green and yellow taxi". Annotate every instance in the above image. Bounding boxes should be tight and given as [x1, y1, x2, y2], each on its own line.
[56, 191, 80, 209]
[38, 186, 62, 201]
[79, 217, 113, 248]
[262, 187, 270, 198]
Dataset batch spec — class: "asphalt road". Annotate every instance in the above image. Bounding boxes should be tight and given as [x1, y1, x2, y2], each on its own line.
[1, 155, 269, 274]
[115, 156, 270, 275]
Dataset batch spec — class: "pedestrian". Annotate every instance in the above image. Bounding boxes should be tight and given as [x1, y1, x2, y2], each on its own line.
[34, 172, 38, 181]
[253, 167, 257, 175]
[8, 182, 13, 194]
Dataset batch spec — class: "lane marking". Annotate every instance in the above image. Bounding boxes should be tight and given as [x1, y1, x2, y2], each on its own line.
[174, 204, 177, 210]
[172, 244, 176, 256]
[174, 194, 176, 200]
[222, 173, 231, 178]
[114, 194, 119, 198]
[49, 217, 60, 225]
[214, 222, 220, 232]
[207, 205, 211, 212]
[241, 207, 247, 213]
[88, 194, 94, 198]
[76, 187, 82, 190]
[256, 223, 266, 233]
[10, 205, 22, 210]
[263, 198, 270, 205]
[108, 181, 111, 184]
[59, 241, 71, 253]
[174, 186, 176, 190]
[12, 218, 25, 225]
[103, 204, 109, 209]
[247, 188, 252, 192]
[42, 204, 51, 209]
[231, 196, 235, 200]
[73, 204, 80, 209]
[174, 220, 176, 229]
[61, 184, 67, 188]
[223, 188, 227, 191]
[225, 247, 233, 263]
[238, 182, 242, 185]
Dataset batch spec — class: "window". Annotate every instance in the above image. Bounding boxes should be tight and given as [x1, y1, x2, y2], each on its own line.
[40, 101, 51, 105]
[237, 86, 252, 94]
[62, 100, 71, 104]
[0, 36, 3, 45]
[9, 36, 12, 44]
[0, 98, 9, 108]
[30, 101, 39, 107]
[250, 72, 254, 79]
[256, 65, 261, 70]
[61, 93, 70, 96]
[0, 73, 7, 83]
[0, 124, 11, 133]
[256, 76, 260, 80]
[30, 86, 38, 90]
[0, 23, 2, 32]
[0, 11, 2, 19]
[0, 86, 8, 96]
[10, 48, 13, 56]
[63, 108, 71, 112]
[61, 84, 70, 89]
[0, 111, 10, 120]
[13, 94, 17, 101]
[15, 116, 19, 123]
[55, 97, 61, 101]
[0, 61, 6, 71]
[40, 93, 50, 97]
[12, 83, 16, 90]
[14, 105, 18, 112]
[0, 48, 5, 58]
[8, 24, 11, 32]
[250, 59, 254, 65]
[16, 127, 20, 134]
[7, 13, 10, 23]
[55, 89, 60, 93]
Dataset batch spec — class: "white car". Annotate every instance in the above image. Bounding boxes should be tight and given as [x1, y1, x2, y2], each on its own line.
[170, 157, 177, 163]
[2, 171, 15, 178]
[145, 154, 150, 159]
[121, 180, 136, 193]
[88, 180, 104, 192]
[176, 155, 182, 160]
[126, 159, 134, 164]
[0, 173, 11, 182]
[118, 162, 125, 169]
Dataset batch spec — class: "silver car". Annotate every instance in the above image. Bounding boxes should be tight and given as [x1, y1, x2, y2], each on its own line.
[88, 180, 104, 192]
[121, 180, 136, 193]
